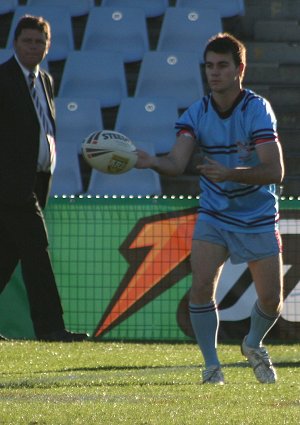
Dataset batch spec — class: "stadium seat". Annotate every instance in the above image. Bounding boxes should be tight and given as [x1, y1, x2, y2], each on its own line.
[81, 6, 149, 63]
[58, 51, 127, 108]
[86, 142, 162, 196]
[55, 97, 103, 153]
[135, 51, 204, 109]
[50, 141, 84, 196]
[26, 0, 94, 17]
[0, 48, 14, 64]
[101, 0, 169, 18]
[40, 57, 49, 72]
[6, 6, 74, 61]
[176, 0, 245, 18]
[115, 97, 178, 154]
[157, 7, 222, 62]
[0, 0, 18, 15]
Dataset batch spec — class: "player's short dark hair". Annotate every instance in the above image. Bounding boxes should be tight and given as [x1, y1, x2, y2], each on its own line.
[14, 15, 51, 42]
[204, 32, 246, 70]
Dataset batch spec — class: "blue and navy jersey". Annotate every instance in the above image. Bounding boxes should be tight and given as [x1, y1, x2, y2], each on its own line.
[175, 89, 280, 233]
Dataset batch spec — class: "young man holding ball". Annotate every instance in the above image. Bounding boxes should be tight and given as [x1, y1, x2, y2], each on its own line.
[136, 33, 284, 384]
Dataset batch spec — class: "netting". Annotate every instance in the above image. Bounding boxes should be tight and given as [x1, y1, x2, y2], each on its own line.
[42, 196, 300, 341]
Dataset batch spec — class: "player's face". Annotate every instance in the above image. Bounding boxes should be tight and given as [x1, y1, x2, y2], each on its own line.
[205, 51, 242, 94]
[14, 28, 50, 70]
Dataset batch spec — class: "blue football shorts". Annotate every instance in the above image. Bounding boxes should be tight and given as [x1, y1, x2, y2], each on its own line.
[193, 219, 282, 264]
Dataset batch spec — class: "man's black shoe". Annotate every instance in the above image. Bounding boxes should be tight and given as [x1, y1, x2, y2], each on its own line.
[38, 329, 89, 342]
[0, 334, 8, 341]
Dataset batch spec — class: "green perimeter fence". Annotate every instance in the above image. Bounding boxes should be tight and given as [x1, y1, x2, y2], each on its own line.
[0, 196, 299, 342]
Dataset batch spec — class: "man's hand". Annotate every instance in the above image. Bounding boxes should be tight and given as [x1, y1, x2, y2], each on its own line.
[197, 157, 230, 182]
[135, 149, 156, 169]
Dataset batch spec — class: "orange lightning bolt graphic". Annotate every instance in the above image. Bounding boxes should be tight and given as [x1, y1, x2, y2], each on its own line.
[94, 210, 197, 338]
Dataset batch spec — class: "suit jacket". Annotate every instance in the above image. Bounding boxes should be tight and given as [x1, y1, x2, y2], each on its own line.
[0, 56, 56, 208]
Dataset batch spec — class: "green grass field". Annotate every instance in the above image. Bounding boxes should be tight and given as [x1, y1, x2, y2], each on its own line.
[0, 340, 299, 424]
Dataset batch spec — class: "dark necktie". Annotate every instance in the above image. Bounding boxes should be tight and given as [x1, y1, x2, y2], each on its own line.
[28, 72, 56, 172]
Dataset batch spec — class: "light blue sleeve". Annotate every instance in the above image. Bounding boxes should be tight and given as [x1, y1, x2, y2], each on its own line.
[174, 100, 204, 137]
[245, 96, 278, 144]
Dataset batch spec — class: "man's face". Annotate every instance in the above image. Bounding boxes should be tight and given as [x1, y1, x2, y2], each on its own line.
[205, 51, 242, 94]
[14, 28, 50, 70]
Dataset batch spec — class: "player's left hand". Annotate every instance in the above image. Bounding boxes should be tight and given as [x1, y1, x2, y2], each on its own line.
[197, 157, 230, 182]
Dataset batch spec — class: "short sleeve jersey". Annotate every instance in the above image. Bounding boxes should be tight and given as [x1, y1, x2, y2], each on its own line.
[175, 89, 280, 233]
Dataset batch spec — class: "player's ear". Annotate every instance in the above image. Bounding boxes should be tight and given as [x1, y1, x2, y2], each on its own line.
[238, 63, 245, 77]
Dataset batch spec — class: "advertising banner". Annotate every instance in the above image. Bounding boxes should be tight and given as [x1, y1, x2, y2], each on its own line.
[0, 197, 299, 341]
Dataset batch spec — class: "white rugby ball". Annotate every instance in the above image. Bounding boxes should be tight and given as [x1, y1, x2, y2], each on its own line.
[82, 130, 137, 174]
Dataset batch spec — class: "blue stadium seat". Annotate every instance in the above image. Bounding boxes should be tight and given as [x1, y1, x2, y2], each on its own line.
[0, 0, 19, 15]
[0, 48, 14, 64]
[58, 51, 127, 108]
[135, 51, 204, 109]
[157, 7, 222, 62]
[40, 57, 49, 72]
[0, 0, 18, 15]
[81, 6, 149, 63]
[6, 6, 74, 61]
[176, 0, 245, 18]
[55, 97, 103, 153]
[101, 0, 169, 18]
[86, 142, 162, 196]
[115, 97, 178, 154]
[50, 141, 83, 196]
[26, 0, 94, 17]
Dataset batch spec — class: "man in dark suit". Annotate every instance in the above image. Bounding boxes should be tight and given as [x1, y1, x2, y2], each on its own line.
[0, 15, 88, 342]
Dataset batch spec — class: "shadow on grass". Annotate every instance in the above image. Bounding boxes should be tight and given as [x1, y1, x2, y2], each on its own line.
[36, 360, 300, 374]
[1, 360, 299, 390]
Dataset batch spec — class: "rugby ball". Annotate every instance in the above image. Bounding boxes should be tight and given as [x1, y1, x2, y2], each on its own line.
[82, 130, 137, 174]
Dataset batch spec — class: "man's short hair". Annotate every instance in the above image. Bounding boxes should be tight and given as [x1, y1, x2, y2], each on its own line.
[204, 32, 246, 77]
[14, 15, 51, 42]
